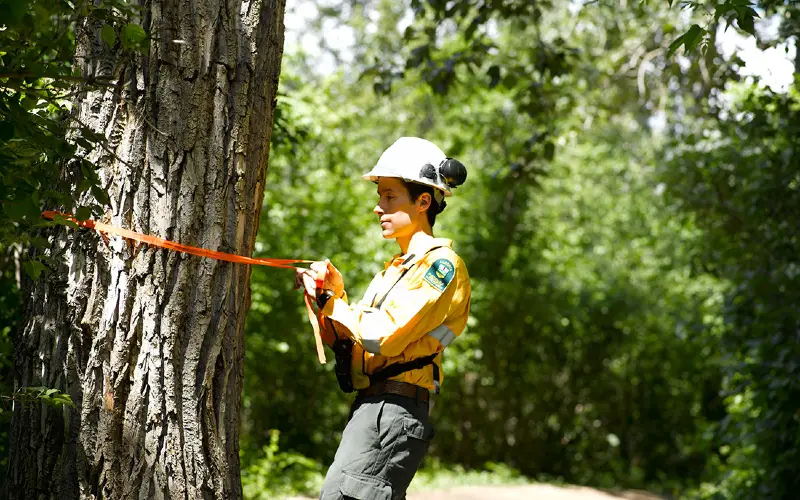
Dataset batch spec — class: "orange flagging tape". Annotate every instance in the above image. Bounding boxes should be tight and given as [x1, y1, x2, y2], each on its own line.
[42, 211, 311, 268]
[43, 211, 328, 364]
[305, 294, 327, 364]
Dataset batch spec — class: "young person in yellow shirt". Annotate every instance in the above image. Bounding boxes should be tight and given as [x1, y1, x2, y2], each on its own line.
[297, 137, 471, 500]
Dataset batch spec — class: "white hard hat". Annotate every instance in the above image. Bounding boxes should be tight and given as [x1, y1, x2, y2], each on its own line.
[362, 137, 465, 202]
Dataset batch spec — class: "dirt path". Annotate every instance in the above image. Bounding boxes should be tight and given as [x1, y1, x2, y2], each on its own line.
[406, 484, 663, 500]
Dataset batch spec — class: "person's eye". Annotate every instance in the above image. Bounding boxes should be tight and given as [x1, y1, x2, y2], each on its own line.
[387, 195, 395, 201]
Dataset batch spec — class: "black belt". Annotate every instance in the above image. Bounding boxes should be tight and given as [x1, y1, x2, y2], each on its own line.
[357, 380, 429, 405]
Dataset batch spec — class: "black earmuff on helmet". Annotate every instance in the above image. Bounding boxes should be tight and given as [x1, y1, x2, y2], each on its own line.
[419, 158, 468, 191]
[439, 158, 467, 188]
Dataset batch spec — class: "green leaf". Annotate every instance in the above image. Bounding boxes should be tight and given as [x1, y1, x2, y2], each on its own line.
[487, 65, 501, 89]
[668, 33, 686, 56]
[669, 24, 706, 56]
[76, 138, 94, 150]
[714, 3, 735, 24]
[3, 196, 40, 222]
[26, 235, 50, 247]
[80, 160, 100, 182]
[101, 24, 116, 48]
[0, 121, 14, 141]
[683, 24, 706, 53]
[75, 205, 92, 221]
[21, 96, 40, 111]
[79, 127, 107, 144]
[52, 395, 75, 408]
[49, 213, 79, 229]
[22, 260, 46, 280]
[737, 8, 757, 36]
[91, 183, 111, 206]
[544, 141, 555, 161]
[2, 0, 27, 24]
[121, 23, 147, 50]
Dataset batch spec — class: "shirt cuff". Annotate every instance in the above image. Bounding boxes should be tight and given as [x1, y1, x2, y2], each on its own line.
[320, 295, 339, 317]
[316, 290, 334, 309]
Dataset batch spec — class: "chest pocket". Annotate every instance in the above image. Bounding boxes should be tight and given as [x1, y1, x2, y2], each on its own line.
[370, 249, 440, 309]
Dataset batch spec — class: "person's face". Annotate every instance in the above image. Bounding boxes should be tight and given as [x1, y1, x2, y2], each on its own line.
[373, 177, 430, 240]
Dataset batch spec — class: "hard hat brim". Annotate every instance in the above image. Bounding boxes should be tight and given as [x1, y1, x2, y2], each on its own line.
[362, 168, 453, 197]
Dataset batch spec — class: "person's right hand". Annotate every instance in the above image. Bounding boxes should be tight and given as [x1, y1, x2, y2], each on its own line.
[294, 268, 318, 297]
[309, 259, 345, 299]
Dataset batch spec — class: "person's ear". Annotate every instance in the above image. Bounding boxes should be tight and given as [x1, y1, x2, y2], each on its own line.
[417, 193, 431, 212]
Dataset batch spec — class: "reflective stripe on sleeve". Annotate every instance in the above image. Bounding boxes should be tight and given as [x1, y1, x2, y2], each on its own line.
[427, 324, 456, 347]
[360, 311, 388, 354]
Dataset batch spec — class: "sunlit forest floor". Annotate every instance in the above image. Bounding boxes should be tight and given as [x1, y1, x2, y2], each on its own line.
[285, 483, 663, 500]
[407, 485, 663, 500]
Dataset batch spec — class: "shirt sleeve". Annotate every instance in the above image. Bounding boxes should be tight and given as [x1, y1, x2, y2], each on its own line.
[316, 291, 347, 347]
[357, 271, 384, 307]
[320, 255, 458, 358]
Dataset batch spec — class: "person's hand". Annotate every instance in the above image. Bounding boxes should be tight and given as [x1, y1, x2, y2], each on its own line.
[309, 259, 345, 299]
[294, 268, 318, 297]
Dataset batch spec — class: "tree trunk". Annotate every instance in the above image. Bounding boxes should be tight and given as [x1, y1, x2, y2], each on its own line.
[7, 0, 286, 498]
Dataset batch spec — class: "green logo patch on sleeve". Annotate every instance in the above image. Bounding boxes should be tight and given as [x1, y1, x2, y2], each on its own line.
[423, 259, 455, 292]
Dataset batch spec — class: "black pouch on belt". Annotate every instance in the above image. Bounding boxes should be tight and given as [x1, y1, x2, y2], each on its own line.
[332, 338, 354, 393]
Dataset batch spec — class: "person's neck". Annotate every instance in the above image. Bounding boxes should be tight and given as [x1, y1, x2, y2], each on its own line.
[397, 228, 434, 255]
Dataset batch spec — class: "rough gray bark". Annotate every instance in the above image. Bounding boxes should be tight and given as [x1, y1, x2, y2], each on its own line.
[7, 0, 286, 498]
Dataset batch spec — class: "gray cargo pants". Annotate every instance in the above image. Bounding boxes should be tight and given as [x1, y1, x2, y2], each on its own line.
[319, 393, 434, 500]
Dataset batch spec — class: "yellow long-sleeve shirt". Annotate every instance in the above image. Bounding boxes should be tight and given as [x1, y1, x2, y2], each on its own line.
[321, 236, 471, 391]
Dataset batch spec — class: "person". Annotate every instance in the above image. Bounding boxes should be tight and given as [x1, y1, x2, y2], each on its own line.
[296, 137, 471, 500]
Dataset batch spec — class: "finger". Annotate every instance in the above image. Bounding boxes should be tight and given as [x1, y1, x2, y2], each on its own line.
[311, 262, 328, 289]
[310, 261, 327, 278]
[302, 273, 317, 295]
[294, 269, 304, 289]
[295, 269, 311, 290]
[326, 261, 343, 286]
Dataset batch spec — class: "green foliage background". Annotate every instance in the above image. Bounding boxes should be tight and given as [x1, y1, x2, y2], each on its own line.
[241, 1, 799, 498]
[2, 0, 798, 498]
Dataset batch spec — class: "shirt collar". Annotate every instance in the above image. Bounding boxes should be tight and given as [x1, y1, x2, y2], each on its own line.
[392, 236, 453, 269]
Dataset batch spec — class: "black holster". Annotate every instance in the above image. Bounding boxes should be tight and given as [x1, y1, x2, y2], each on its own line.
[332, 338, 354, 393]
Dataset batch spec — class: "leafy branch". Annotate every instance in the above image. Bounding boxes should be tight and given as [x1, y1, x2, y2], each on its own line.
[664, 0, 760, 55]
[0, 73, 120, 87]
[0, 386, 75, 414]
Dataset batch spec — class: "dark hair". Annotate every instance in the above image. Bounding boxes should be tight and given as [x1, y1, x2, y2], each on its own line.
[402, 158, 467, 228]
[403, 181, 446, 228]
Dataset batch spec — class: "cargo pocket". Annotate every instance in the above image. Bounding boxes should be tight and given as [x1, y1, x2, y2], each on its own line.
[339, 470, 392, 500]
[383, 416, 432, 497]
[403, 416, 431, 442]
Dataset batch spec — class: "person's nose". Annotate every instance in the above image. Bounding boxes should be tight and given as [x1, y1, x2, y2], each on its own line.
[374, 203, 384, 216]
